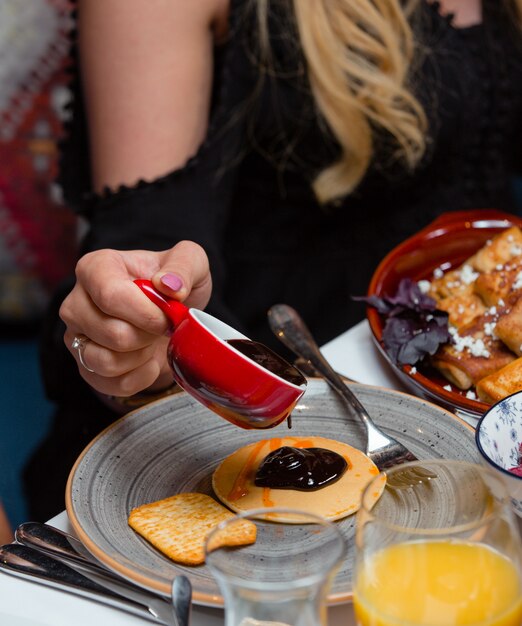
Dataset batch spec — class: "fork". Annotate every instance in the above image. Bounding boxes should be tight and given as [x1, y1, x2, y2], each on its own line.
[267, 304, 436, 488]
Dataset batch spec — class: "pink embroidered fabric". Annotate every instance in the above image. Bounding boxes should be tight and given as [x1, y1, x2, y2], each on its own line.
[0, 0, 77, 323]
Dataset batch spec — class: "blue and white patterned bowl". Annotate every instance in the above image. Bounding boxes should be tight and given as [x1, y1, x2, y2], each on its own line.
[476, 391, 522, 517]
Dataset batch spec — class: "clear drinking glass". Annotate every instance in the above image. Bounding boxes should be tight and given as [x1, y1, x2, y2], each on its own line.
[353, 459, 522, 626]
[204, 507, 346, 626]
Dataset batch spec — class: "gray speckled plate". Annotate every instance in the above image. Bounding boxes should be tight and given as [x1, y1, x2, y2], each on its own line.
[66, 379, 480, 607]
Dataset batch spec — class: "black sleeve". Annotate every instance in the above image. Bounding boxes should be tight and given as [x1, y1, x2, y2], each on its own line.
[76, 152, 245, 329]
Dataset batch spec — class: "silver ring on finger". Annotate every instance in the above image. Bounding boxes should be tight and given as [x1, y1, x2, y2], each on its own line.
[71, 334, 96, 373]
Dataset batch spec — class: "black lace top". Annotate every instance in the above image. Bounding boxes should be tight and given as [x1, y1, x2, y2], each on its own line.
[60, 0, 522, 349]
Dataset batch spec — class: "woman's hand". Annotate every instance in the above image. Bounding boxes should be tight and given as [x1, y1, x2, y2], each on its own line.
[60, 240, 212, 397]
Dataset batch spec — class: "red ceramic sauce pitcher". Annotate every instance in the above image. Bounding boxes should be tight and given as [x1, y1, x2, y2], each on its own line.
[134, 279, 307, 429]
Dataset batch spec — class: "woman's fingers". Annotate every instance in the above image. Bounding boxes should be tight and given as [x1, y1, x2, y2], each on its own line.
[60, 250, 168, 394]
[60, 283, 163, 356]
[61, 283, 172, 395]
[72, 249, 172, 335]
[60, 242, 213, 397]
[64, 324, 168, 377]
[65, 328, 171, 396]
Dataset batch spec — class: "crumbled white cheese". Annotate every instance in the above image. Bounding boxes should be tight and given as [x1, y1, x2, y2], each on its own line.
[488, 306, 497, 316]
[513, 271, 522, 291]
[417, 280, 431, 294]
[466, 390, 477, 400]
[496, 264, 504, 270]
[498, 298, 505, 307]
[451, 330, 491, 358]
[443, 384, 452, 391]
[410, 367, 417, 375]
[483, 322, 497, 337]
[459, 264, 479, 285]
[433, 267, 444, 279]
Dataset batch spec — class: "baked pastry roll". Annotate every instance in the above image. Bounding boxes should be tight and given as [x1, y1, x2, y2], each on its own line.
[435, 293, 486, 328]
[476, 357, 522, 404]
[431, 312, 516, 390]
[469, 226, 522, 273]
[429, 265, 478, 301]
[494, 296, 522, 357]
[473, 254, 522, 306]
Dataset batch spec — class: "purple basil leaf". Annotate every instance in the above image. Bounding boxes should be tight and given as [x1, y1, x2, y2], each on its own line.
[354, 277, 450, 366]
[354, 278, 436, 317]
[352, 294, 393, 315]
[389, 278, 437, 312]
[383, 313, 450, 366]
[397, 321, 450, 365]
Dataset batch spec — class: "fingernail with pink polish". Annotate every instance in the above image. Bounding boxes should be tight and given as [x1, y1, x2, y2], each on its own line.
[160, 273, 183, 292]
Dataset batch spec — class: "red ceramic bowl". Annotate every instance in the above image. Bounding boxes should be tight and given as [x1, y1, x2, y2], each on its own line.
[367, 210, 522, 420]
[135, 280, 307, 429]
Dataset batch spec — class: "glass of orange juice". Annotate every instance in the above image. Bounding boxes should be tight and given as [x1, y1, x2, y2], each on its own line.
[353, 459, 522, 626]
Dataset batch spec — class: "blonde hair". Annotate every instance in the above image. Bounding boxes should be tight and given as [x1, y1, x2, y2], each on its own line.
[256, 0, 522, 204]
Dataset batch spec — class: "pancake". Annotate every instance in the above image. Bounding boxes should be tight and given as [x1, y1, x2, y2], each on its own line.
[212, 436, 385, 523]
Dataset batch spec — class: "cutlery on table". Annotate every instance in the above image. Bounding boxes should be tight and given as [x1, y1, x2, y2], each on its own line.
[16, 521, 109, 569]
[0, 543, 175, 624]
[15, 521, 192, 626]
[267, 303, 436, 488]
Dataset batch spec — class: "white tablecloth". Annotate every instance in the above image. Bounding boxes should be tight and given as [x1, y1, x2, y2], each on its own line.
[0, 321, 486, 625]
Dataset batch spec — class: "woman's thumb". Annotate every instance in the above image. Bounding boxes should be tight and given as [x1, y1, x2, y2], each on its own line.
[151, 240, 212, 309]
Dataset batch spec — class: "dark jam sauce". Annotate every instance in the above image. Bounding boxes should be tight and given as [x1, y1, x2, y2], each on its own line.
[226, 339, 306, 387]
[254, 446, 348, 491]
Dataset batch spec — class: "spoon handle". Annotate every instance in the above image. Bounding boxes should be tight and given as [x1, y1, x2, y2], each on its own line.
[0, 543, 166, 623]
[268, 304, 384, 442]
[268, 305, 366, 408]
[16, 521, 103, 567]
